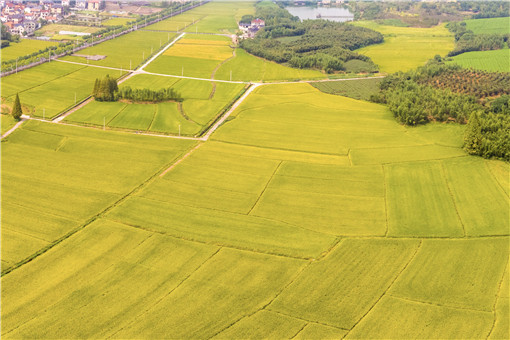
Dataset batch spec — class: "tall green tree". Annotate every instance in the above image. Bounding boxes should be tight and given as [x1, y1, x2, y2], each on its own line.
[464, 111, 483, 155]
[11, 93, 23, 121]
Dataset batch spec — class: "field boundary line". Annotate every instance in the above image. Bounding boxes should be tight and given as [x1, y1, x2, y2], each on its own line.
[212, 140, 349, 160]
[54, 136, 68, 152]
[107, 247, 222, 339]
[440, 162, 466, 237]
[484, 160, 510, 200]
[247, 160, 282, 215]
[487, 261, 509, 339]
[146, 104, 158, 131]
[382, 165, 390, 237]
[1, 117, 27, 139]
[266, 309, 350, 332]
[106, 217, 312, 261]
[290, 323, 309, 339]
[347, 148, 353, 166]
[343, 239, 423, 337]
[387, 294, 494, 314]
[160, 143, 203, 177]
[212, 139, 349, 157]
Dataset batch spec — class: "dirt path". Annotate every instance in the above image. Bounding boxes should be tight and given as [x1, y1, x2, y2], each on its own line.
[1, 116, 28, 138]
[200, 83, 261, 141]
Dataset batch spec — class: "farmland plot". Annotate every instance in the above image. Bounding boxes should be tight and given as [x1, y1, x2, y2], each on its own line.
[2, 63, 125, 118]
[215, 48, 325, 82]
[183, 1, 255, 34]
[65, 74, 245, 135]
[213, 83, 424, 154]
[145, 35, 233, 78]
[62, 30, 176, 69]
[1, 120, 195, 272]
[353, 22, 454, 73]
[1, 39, 58, 62]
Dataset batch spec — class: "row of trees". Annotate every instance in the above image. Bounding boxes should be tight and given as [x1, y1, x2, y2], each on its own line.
[240, 2, 382, 74]
[117, 86, 183, 103]
[92, 75, 182, 103]
[371, 60, 510, 160]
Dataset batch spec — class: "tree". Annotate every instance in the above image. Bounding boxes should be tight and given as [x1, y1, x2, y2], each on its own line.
[12, 93, 23, 121]
[464, 111, 483, 155]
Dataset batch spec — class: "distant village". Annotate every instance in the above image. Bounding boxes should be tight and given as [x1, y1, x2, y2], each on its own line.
[0, 0, 107, 36]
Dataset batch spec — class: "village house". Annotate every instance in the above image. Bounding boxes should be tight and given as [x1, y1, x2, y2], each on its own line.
[238, 18, 265, 39]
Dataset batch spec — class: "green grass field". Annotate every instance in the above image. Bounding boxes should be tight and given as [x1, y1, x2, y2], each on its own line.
[352, 21, 454, 73]
[1, 3, 509, 338]
[463, 17, 510, 35]
[1, 39, 58, 62]
[1, 62, 125, 118]
[449, 49, 510, 72]
[62, 30, 176, 69]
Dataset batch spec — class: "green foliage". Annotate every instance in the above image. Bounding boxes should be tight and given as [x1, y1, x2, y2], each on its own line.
[92, 75, 118, 102]
[239, 2, 382, 73]
[11, 93, 22, 120]
[117, 86, 183, 103]
[464, 111, 510, 161]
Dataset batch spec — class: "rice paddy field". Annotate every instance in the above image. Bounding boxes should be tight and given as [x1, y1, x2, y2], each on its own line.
[61, 30, 177, 69]
[1, 62, 126, 118]
[0, 39, 58, 62]
[2, 80, 508, 338]
[145, 34, 234, 78]
[449, 48, 510, 72]
[65, 74, 245, 135]
[1, 2, 509, 338]
[352, 21, 454, 73]
[183, 1, 255, 34]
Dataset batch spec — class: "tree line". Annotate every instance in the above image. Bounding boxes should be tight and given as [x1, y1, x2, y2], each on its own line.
[370, 59, 510, 161]
[92, 75, 182, 103]
[240, 1, 382, 74]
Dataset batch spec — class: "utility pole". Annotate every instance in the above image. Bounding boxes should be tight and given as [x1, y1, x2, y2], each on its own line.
[182, 66, 183, 76]
[179, 124, 181, 137]
[43, 108, 45, 119]
[230, 70, 232, 81]
[75, 92, 77, 104]
[130, 60, 132, 70]
[15, 58, 17, 74]
[103, 117, 105, 130]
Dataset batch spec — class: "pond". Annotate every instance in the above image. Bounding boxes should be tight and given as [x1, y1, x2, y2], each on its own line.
[285, 6, 354, 22]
